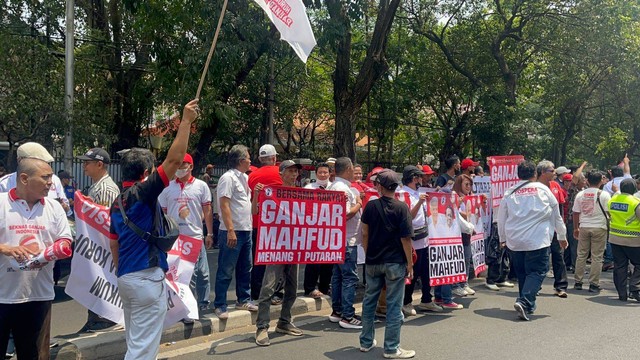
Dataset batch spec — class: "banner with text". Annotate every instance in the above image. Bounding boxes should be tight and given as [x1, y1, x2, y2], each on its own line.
[427, 192, 467, 286]
[488, 155, 524, 208]
[362, 187, 411, 209]
[65, 193, 197, 326]
[255, 186, 347, 264]
[463, 195, 487, 276]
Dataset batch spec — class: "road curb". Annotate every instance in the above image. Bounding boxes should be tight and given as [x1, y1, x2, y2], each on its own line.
[51, 296, 332, 360]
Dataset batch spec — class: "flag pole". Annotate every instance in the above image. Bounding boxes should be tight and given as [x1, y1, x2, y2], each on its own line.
[196, 0, 229, 99]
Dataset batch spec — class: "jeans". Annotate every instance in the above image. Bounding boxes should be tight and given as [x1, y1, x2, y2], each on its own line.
[256, 264, 299, 329]
[360, 263, 407, 355]
[610, 244, 640, 298]
[434, 285, 453, 304]
[213, 230, 252, 310]
[404, 247, 432, 305]
[486, 248, 511, 284]
[118, 267, 167, 360]
[574, 227, 607, 286]
[511, 247, 550, 313]
[550, 235, 568, 290]
[191, 241, 211, 307]
[331, 246, 359, 318]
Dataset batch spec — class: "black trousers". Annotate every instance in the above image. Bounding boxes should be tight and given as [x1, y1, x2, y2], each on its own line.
[303, 264, 333, 295]
[486, 248, 511, 284]
[404, 247, 432, 305]
[564, 220, 577, 268]
[610, 243, 640, 298]
[551, 235, 568, 290]
[0, 301, 51, 360]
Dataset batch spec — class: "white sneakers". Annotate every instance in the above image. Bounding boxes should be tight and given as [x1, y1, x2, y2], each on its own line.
[485, 283, 500, 291]
[463, 285, 476, 295]
[383, 348, 416, 359]
[452, 287, 468, 297]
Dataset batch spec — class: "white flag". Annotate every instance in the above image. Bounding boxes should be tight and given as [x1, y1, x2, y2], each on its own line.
[253, 0, 317, 63]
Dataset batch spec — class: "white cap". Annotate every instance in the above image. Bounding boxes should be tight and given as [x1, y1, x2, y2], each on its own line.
[259, 144, 278, 158]
[326, 157, 337, 165]
[555, 166, 571, 175]
[16, 142, 54, 163]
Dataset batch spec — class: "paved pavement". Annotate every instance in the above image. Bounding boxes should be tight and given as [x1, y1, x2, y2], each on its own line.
[158, 271, 639, 360]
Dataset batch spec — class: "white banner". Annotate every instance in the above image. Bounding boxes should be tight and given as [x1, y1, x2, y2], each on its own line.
[472, 176, 492, 236]
[65, 193, 200, 327]
[253, 0, 317, 62]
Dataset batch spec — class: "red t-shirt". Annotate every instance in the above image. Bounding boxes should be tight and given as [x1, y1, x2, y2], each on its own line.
[549, 181, 567, 222]
[248, 165, 283, 227]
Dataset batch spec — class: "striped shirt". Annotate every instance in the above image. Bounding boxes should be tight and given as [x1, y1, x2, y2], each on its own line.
[87, 174, 120, 207]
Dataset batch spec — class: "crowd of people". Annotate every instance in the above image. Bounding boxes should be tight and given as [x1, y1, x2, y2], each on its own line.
[1, 97, 639, 358]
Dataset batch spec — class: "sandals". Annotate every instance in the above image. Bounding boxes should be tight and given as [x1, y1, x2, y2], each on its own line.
[271, 295, 283, 305]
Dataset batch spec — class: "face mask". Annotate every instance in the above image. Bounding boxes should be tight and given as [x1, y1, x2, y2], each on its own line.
[176, 169, 190, 178]
[316, 178, 329, 187]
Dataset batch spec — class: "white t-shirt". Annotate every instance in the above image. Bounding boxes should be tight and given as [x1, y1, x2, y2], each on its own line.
[327, 177, 361, 247]
[603, 174, 632, 195]
[0, 189, 72, 303]
[159, 177, 212, 238]
[217, 169, 252, 231]
[572, 188, 610, 230]
[304, 181, 332, 190]
[401, 185, 428, 250]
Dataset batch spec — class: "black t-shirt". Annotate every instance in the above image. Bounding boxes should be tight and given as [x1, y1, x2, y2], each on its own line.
[435, 173, 455, 188]
[361, 196, 413, 265]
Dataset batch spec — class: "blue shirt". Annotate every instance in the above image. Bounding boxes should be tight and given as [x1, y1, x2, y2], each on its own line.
[109, 166, 170, 277]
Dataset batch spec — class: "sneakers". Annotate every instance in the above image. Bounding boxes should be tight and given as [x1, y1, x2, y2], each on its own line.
[441, 302, 463, 310]
[339, 315, 362, 329]
[514, 302, 530, 321]
[401, 304, 417, 316]
[359, 339, 377, 352]
[433, 298, 443, 305]
[485, 283, 500, 291]
[275, 322, 303, 336]
[255, 328, 270, 346]
[602, 263, 614, 272]
[629, 291, 640, 302]
[555, 289, 568, 298]
[452, 287, 468, 297]
[214, 308, 229, 320]
[496, 281, 515, 288]
[236, 302, 258, 312]
[328, 311, 342, 323]
[383, 348, 416, 359]
[588, 284, 601, 293]
[415, 301, 443, 312]
[574, 282, 583, 290]
[463, 285, 476, 295]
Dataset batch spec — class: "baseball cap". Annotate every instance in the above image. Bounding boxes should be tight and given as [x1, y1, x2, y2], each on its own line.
[16, 142, 54, 163]
[259, 144, 278, 158]
[374, 169, 401, 191]
[367, 167, 385, 183]
[58, 171, 73, 179]
[183, 153, 193, 164]
[279, 160, 302, 173]
[326, 157, 337, 165]
[77, 148, 111, 164]
[555, 166, 571, 175]
[403, 165, 425, 181]
[461, 158, 480, 170]
[419, 164, 436, 175]
[561, 174, 573, 182]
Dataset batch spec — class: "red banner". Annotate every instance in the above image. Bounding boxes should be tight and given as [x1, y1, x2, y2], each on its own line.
[362, 187, 411, 209]
[488, 155, 524, 208]
[255, 186, 347, 265]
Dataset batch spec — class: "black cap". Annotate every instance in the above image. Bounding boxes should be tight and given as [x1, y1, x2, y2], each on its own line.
[77, 148, 110, 164]
[374, 169, 401, 191]
[58, 171, 73, 179]
[279, 160, 302, 173]
[402, 165, 425, 181]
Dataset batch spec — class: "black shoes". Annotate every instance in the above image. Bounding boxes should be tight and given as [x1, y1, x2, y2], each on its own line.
[574, 282, 583, 290]
[629, 291, 640, 302]
[588, 284, 601, 293]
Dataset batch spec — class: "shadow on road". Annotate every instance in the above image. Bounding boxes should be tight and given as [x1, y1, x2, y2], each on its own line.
[586, 295, 640, 307]
[474, 307, 549, 322]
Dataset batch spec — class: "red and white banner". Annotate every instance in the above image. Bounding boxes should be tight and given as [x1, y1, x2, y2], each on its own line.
[252, 0, 316, 62]
[66, 192, 198, 327]
[427, 192, 467, 286]
[472, 176, 492, 235]
[488, 155, 524, 208]
[255, 186, 346, 264]
[362, 187, 411, 209]
[463, 195, 487, 276]
[164, 234, 203, 323]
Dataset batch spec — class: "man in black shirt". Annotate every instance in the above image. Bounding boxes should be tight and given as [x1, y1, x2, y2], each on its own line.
[359, 169, 416, 359]
[435, 155, 460, 189]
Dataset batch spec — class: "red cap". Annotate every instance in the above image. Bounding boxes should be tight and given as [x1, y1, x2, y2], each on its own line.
[419, 165, 435, 175]
[366, 167, 385, 183]
[183, 153, 193, 164]
[562, 174, 573, 182]
[461, 158, 479, 170]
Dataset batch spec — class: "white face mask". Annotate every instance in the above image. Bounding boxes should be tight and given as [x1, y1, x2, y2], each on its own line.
[176, 169, 190, 178]
[316, 178, 329, 187]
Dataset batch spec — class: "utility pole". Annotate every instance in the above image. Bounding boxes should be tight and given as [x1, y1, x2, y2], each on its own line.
[64, 0, 74, 171]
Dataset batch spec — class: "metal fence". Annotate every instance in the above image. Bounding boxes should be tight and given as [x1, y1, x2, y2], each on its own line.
[52, 159, 122, 192]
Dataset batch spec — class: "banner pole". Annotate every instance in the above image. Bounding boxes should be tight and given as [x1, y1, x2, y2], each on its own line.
[196, 0, 229, 99]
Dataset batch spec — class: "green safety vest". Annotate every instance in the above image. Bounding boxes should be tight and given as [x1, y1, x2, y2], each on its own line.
[608, 193, 640, 238]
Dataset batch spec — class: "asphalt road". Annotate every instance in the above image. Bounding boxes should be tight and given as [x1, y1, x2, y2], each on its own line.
[158, 271, 639, 360]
